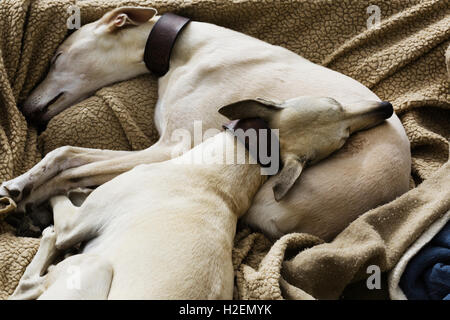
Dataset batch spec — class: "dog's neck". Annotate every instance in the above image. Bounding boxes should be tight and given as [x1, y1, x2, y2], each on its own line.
[143, 13, 191, 76]
[137, 17, 208, 77]
[171, 131, 269, 217]
[135, 15, 190, 75]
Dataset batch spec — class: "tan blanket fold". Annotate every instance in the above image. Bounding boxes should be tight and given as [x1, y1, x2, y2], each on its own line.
[0, 0, 449, 300]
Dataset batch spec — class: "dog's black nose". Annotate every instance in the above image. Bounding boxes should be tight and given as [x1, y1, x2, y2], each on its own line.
[23, 110, 46, 131]
[21, 105, 48, 132]
[378, 101, 393, 119]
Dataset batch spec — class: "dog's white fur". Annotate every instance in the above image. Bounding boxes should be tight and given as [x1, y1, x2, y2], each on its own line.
[10, 95, 394, 299]
[1, 7, 410, 242]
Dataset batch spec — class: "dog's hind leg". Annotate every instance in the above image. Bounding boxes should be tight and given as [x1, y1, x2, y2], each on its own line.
[38, 253, 113, 300]
[9, 226, 59, 300]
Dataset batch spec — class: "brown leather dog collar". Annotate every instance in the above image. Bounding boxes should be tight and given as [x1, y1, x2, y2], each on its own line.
[144, 13, 191, 77]
[223, 118, 281, 173]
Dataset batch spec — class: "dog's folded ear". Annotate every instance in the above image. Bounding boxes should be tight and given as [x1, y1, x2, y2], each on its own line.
[218, 98, 284, 122]
[99, 7, 158, 32]
[271, 156, 305, 201]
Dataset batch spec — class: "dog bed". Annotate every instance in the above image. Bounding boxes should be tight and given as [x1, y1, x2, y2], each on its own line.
[0, 0, 449, 300]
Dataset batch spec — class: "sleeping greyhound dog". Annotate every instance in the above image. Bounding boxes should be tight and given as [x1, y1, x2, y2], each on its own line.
[10, 95, 394, 299]
[0, 7, 411, 241]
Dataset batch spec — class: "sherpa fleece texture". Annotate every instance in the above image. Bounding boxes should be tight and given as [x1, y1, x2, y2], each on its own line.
[0, 0, 449, 300]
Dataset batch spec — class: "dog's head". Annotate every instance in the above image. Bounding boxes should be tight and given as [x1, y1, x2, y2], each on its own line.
[219, 96, 393, 201]
[22, 7, 158, 127]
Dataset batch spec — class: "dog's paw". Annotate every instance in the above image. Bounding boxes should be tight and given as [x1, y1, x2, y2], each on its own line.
[42, 225, 55, 238]
[0, 178, 33, 203]
[0, 185, 9, 198]
[41, 225, 57, 246]
[36, 226, 59, 259]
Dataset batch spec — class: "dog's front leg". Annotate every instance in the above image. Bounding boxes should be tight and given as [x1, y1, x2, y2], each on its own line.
[9, 226, 59, 300]
[0, 146, 131, 203]
[49, 195, 95, 250]
[15, 142, 174, 213]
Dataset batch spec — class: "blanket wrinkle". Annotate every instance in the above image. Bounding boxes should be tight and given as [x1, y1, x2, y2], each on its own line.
[0, 0, 449, 300]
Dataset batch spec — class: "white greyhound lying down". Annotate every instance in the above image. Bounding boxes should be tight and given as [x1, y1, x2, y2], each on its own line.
[10, 95, 394, 299]
[0, 7, 410, 241]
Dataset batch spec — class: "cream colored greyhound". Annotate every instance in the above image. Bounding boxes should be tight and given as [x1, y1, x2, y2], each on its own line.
[11, 95, 394, 299]
[0, 7, 411, 241]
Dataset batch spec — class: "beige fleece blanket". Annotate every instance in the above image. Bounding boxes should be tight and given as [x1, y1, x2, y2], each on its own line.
[0, 0, 449, 300]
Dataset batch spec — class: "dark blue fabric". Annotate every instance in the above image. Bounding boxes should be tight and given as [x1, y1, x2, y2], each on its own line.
[400, 221, 450, 300]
